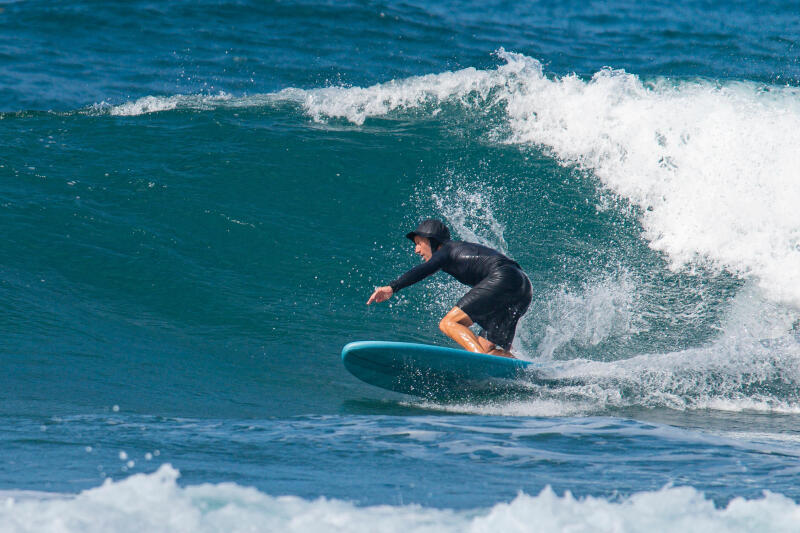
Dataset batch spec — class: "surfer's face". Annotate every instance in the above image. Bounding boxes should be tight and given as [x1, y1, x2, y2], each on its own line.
[414, 235, 433, 261]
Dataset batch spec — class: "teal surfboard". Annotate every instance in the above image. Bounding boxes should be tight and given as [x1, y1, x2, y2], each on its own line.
[341, 341, 543, 399]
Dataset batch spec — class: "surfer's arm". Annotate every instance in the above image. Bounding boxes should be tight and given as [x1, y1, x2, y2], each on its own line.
[387, 249, 447, 293]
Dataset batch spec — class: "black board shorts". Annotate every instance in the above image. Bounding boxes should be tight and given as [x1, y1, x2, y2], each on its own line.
[456, 265, 532, 350]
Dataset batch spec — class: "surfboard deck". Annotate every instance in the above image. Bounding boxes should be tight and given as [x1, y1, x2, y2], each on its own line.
[341, 341, 544, 399]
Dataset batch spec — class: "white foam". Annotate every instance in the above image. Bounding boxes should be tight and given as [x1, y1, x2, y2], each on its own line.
[2, 465, 799, 533]
[501, 60, 800, 309]
[276, 64, 513, 125]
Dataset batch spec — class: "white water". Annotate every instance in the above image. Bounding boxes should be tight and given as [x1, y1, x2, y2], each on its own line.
[2, 465, 798, 533]
[97, 93, 234, 116]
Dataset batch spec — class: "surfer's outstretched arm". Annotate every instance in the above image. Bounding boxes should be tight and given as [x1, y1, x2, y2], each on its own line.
[368, 242, 446, 305]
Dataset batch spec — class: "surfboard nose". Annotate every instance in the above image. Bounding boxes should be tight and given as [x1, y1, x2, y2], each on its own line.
[341, 341, 373, 361]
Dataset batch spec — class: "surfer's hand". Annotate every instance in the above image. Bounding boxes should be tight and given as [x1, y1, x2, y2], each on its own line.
[367, 286, 393, 305]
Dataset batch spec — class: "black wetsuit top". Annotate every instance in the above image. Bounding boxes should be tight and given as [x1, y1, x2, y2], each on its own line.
[389, 240, 521, 293]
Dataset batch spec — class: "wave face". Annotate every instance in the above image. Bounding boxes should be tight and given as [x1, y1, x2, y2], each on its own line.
[4, 0, 800, 527]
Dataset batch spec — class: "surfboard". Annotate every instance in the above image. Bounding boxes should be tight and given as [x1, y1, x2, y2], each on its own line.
[341, 341, 544, 399]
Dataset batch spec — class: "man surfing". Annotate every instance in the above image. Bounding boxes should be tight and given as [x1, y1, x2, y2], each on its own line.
[367, 219, 532, 358]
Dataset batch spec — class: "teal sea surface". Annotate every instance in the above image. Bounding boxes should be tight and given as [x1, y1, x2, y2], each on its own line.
[3, 1, 800, 530]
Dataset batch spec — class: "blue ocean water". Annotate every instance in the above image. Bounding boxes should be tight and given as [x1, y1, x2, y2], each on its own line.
[3, 0, 800, 530]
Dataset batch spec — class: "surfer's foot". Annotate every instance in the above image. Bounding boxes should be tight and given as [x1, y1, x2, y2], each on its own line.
[488, 348, 515, 359]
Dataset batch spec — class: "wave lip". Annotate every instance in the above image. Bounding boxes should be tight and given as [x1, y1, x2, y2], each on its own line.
[2, 464, 799, 532]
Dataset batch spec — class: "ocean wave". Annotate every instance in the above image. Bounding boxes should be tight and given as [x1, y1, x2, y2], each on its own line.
[99, 51, 800, 308]
[274, 50, 800, 309]
[277, 54, 800, 414]
[2, 464, 798, 533]
[85, 54, 800, 415]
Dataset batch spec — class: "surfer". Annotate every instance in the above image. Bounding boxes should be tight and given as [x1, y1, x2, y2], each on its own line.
[367, 219, 532, 358]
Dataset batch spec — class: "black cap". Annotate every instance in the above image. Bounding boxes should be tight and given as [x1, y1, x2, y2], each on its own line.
[405, 219, 451, 243]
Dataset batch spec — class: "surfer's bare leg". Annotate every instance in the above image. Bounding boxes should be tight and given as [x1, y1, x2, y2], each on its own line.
[439, 307, 517, 358]
[439, 307, 484, 353]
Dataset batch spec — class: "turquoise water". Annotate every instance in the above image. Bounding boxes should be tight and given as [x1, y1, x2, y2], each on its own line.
[3, 1, 800, 530]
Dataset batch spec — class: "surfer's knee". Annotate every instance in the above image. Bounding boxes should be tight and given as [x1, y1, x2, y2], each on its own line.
[443, 306, 472, 326]
[439, 315, 452, 334]
[440, 307, 471, 333]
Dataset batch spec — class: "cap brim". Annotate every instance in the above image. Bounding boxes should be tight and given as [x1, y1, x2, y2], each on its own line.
[405, 231, 418, 241]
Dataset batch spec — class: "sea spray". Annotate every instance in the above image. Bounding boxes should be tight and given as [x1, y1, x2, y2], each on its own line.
[533, 270, 645, 360]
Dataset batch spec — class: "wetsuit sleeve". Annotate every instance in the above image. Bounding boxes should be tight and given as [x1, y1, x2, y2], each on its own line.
[388, 248, 448, 293]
